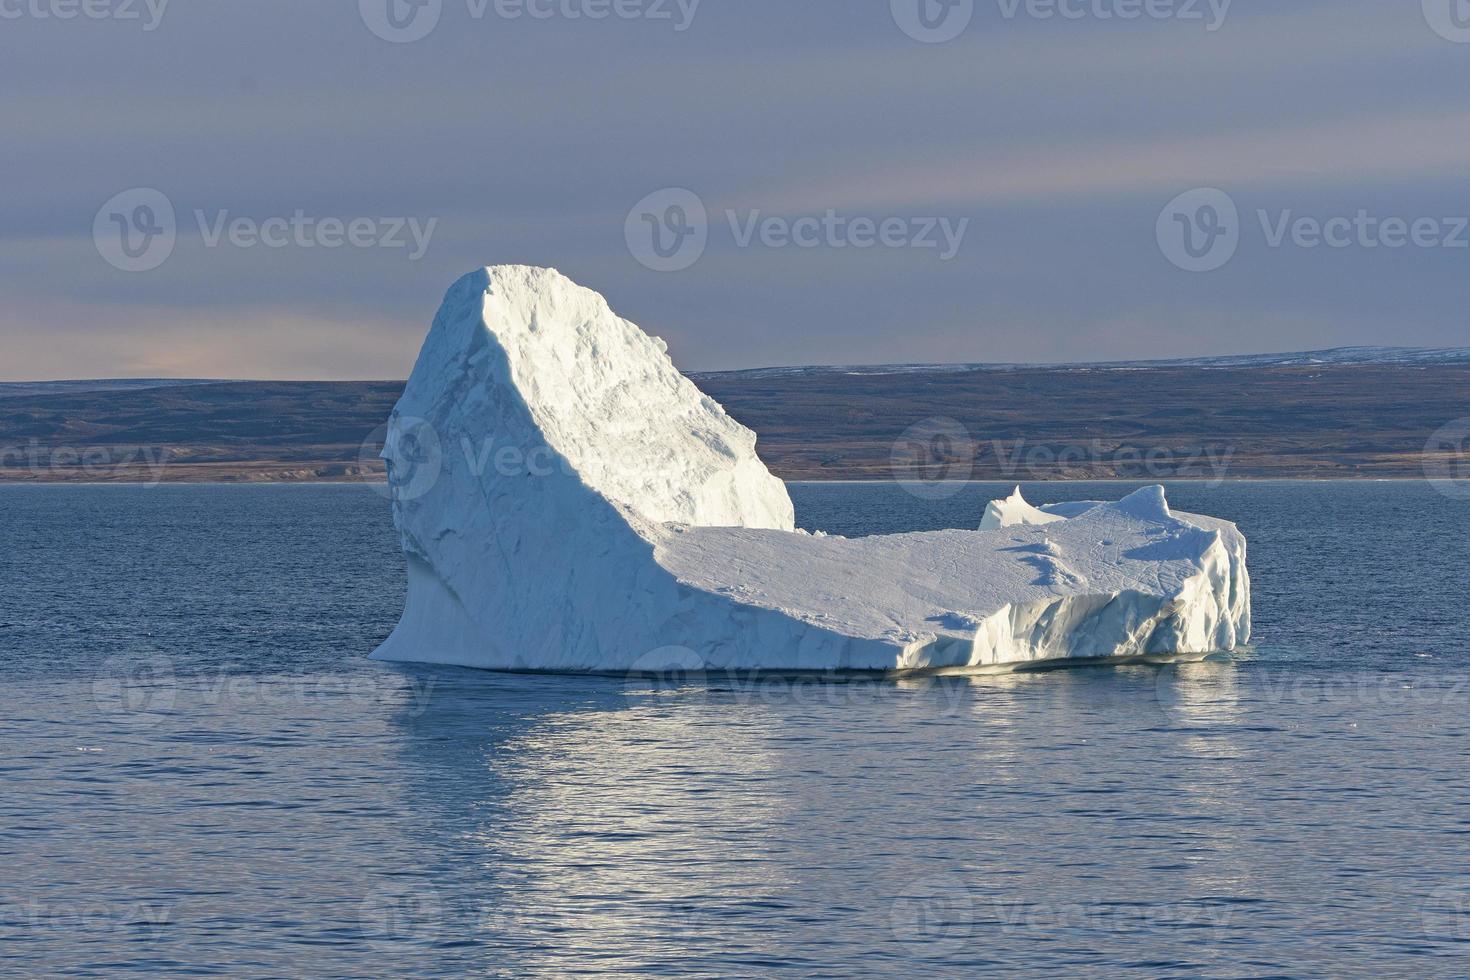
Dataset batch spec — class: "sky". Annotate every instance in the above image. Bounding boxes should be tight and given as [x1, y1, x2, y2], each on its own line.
[2, 0, 1469, 379]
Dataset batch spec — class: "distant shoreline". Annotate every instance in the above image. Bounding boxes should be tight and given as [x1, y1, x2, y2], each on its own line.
[2, 362, 1466, 486]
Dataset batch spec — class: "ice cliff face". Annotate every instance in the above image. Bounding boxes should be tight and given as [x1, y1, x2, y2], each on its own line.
[963, 485, 1251, 666]
[373, 266, 1251, 673]
[395, 266, 793, 531]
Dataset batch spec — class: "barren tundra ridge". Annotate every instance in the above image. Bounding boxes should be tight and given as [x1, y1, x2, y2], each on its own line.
[2, 356, 1467, 482]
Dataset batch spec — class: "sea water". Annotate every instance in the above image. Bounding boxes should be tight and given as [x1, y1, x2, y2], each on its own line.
[2, 481, 1468, 976]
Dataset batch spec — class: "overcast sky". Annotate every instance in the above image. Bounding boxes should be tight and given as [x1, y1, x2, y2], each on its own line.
[3, 0, 1469, 379]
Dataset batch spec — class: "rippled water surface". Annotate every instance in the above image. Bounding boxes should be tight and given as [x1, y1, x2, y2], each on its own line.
[3, 481, 1470, 977]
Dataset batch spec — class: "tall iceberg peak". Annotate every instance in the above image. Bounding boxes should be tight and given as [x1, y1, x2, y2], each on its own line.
[374, 266, 1250, 673]
[397, 266, 795, 531]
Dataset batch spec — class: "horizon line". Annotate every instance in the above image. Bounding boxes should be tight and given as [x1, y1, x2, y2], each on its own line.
[5, 344, 1470, 386]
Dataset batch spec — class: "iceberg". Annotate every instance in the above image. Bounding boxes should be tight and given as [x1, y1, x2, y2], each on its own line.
[979, 486, 1068, 530]
[372, 266, 1250, 673]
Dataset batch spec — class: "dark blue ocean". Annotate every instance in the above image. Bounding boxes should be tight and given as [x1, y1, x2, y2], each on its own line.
[3, 481, 1469, 977]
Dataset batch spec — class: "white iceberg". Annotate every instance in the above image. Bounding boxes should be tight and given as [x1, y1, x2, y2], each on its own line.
[373, 266, 1250, 673]
[979, 486, 1068, 530]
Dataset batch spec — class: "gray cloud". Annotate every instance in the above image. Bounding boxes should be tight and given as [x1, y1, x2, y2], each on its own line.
[1, 0, 1467, 379]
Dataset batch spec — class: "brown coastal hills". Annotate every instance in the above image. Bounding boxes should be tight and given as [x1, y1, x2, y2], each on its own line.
[2, 348, 1467, 484]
